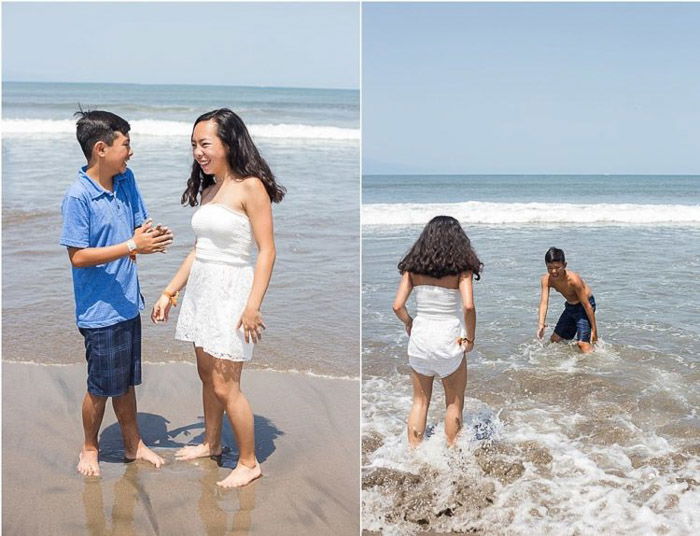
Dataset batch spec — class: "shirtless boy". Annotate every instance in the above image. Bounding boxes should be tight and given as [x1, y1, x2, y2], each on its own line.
[537, 247, 597, 353]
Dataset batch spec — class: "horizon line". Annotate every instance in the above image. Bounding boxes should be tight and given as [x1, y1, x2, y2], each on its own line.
[362, 173, 700, 177]
[2, 79, 359, 92]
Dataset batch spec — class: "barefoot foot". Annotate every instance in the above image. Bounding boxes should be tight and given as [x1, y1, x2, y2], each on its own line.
[216, 460, 262, 488]
[127, 440, 164, 468]
[78, 448, 101, 477]
[175, 443, 223, 461]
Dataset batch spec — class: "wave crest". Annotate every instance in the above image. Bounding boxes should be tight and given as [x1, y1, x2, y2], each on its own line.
[363, 201, 700, 226]
[1, 118, 359, 141]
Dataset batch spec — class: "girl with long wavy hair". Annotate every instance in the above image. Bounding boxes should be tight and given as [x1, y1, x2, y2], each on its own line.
[392, 215, 482, 447]
[152, 108, 285, 487]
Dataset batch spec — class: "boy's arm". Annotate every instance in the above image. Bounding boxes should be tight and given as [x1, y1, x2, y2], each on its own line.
[68, 221, 174, 268]
[537, 275, 550, 339]
[458, 271, 476, 352]
[392, 272, 414, 335]
[576, 284, 598, 343]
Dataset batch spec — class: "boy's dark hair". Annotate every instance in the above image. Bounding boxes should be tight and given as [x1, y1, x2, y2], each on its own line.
[182, 108, 286, 206]
[398, 215, 483, 280]
[545, 247, 566, 264]
[74, 109, 130, 160]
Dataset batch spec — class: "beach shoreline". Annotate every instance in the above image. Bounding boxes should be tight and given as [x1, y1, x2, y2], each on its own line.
[2, 361, 360, 535]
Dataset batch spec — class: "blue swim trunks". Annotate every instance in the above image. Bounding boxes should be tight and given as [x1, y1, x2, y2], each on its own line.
[554, 296, 596, 342]
[79, 315, 142, 397]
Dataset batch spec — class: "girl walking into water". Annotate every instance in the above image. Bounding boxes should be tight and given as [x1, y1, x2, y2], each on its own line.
[392, 216, 482, 447]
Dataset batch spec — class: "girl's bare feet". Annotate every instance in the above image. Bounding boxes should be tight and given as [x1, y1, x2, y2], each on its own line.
[175, 443, 222, 461]
[216, 460, 262, 488]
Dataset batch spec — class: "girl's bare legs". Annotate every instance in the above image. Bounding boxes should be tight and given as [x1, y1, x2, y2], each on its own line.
[175, 347, 225, 460]
[408, 370, 434, 447]
[441, 357, 467, 446]
[211, 358, 261, 488]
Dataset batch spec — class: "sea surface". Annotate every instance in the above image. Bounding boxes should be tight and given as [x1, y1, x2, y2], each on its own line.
[2, 81, 360, 378]
[362, 175, 700, 534]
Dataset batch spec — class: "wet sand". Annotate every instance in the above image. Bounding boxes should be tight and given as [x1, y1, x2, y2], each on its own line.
[2, 362, 359, 535]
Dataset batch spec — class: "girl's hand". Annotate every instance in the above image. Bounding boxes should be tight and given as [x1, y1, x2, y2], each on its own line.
[405, 318, 413, 336]
[237, 307, 266, 344]
[459, 338, 475, 353]
[151, 294, 172, 323]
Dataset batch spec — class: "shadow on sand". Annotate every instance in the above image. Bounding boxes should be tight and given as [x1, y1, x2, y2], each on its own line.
[98, 412, 282, 466]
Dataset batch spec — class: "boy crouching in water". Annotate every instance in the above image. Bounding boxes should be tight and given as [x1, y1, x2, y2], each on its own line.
[537, 247, 598, 353]
[60, 110, 173, 476]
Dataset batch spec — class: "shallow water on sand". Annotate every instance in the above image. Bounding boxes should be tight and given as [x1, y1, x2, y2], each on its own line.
[2, 82, 360, 378]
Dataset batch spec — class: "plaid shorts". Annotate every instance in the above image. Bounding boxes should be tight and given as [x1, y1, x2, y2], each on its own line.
[554, 296, 596, 343]
[79, 315, 142, 397]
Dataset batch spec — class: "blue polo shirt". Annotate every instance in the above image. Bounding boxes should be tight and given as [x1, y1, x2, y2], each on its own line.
[60, 166, 148, 328]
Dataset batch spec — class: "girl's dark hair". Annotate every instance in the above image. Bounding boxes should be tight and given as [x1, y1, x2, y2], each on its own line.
[398, 216, 483, 280]
[181, 108, 286, 206]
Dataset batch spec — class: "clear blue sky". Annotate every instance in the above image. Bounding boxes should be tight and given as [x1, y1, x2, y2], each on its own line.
[3, 2, 359, 89]
[363, 3, 700, 174]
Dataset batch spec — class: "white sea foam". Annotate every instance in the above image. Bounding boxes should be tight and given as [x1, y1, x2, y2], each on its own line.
[362, 370, 700, 535]
[1, 118, 359, 141]
[363, 201, 700, 226]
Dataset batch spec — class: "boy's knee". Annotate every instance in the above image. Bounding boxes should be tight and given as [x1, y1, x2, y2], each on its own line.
[86, 392, 108, 407]
[577, 341, 593, 353]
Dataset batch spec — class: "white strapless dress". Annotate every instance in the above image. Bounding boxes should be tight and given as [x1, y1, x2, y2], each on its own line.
[407, 285, 466, 378]
[175, 203, 255, 361]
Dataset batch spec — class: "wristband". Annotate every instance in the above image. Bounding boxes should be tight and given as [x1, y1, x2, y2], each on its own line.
[126, 239, 138, 253]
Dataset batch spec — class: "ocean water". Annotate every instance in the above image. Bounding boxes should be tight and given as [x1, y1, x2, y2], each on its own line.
[2, 81, 360, 378]
[362, 175, 700, 534]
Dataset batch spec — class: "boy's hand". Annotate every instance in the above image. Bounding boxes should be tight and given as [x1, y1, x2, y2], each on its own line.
[134, 220, 174, 254]
[591, 329, 598, 344]
[148, 223, 171, 237]
[151, 294, 172, 323]
[536, 324, 546, 339]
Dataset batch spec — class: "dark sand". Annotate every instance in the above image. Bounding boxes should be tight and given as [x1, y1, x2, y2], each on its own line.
[2, 362, 359, 535]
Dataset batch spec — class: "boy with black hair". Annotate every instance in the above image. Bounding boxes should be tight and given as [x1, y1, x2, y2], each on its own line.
[537, 247, 598, 353]
[61, 110, 173, 476]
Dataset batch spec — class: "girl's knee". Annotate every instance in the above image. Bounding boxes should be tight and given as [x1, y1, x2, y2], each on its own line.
[411, 397, 430, 412]
[212, 381, 242, 403]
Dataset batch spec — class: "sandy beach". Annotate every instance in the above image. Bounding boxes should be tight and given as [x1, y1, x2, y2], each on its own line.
[2, 362, 359, 535]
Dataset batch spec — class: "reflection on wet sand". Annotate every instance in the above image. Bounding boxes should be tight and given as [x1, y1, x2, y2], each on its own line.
[80, 456, 258, 536]
[82, 463, 146, 536]
[198, 458, 258, 536]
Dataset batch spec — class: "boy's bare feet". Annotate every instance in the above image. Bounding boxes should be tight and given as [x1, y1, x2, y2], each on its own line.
[216, 460, 262, 488]
[77, 447, 101, 477]
[175, 443, 222, 461]
[126, 440, 164, 468]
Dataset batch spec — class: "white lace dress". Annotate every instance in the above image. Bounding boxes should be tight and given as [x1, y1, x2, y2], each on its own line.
[407, 285, 466, 378]
[175, 203, 255, 361]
